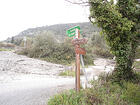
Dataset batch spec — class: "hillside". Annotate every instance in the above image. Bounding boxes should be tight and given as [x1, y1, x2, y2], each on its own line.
[6, 22, 100, 43]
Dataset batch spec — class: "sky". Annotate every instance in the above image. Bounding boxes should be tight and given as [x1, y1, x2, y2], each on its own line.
[0, 0, 89, 41]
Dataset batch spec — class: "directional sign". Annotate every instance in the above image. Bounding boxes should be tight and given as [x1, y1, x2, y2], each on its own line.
[66, 26, 80, 37]
[75, 46, 86, 55]
[72, 38, 88, 45]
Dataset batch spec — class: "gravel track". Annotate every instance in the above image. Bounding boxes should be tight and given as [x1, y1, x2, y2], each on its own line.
[0, 51, 74, 105]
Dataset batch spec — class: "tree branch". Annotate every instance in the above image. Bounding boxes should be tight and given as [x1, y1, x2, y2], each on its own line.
[65, 0, 89, 6]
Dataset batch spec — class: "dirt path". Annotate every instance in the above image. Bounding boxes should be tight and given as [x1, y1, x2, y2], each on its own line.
[0, 51, 75, 105]
[0, 75, 75, 105]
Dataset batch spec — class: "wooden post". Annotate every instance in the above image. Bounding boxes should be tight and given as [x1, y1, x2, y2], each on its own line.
[75, 29, 80, 92]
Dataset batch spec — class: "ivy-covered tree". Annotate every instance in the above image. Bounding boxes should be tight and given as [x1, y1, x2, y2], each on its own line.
[88, 0, 140, 81]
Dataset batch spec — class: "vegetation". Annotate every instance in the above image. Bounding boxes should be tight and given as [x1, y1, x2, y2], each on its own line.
[59, 70, 75, 77]
[0, 48, 10, 51]
[48, 1, 140, 104]
[10, 21, 113, 64]
[0, 42, 15, 51]
[48, 72, 140, 105]
[6, 22, 100, 44]
[16, 21, 115, 65]
[89, 34, 113, 58]
[89, 0, 140, 81]
[18, 32, 94, 65]
[18, 29, 114, 65]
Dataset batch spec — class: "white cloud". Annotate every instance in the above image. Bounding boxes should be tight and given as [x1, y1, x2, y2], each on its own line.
[0, 0, 89, 41]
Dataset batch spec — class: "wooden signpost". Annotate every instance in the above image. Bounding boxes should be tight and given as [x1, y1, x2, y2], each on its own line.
[66, 26, 88, 92]
[75, 46, 86, 55]
[66, 26, 80, 37]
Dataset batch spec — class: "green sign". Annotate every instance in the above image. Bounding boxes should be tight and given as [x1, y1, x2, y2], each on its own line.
[66, 26, 80, 37]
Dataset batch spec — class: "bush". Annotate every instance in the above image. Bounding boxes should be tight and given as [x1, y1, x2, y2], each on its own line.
[48, 72, 140, 105]
[0, 42, 15, 48]
[18, 33, 94, 65]
[89, 33, 113, 58]
[93, 46, 113, 58]
[48, 90, 86, 105]
[122, 82, 140, 104]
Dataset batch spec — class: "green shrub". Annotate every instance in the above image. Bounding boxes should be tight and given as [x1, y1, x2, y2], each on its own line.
[48, 72, 140, 105]
[81, 44, 94, 66]
[89, 33, 113, 58]
[93, 46, 113, 58]
[122, 82, 140, 104]
[48, 90, 86, 105]
[18, 33, 94, 65]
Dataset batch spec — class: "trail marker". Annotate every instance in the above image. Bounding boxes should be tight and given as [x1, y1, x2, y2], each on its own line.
[66, 26, 80, 37]
[71, 38, 88, 45]
[75, 46, 86, 55]
[66, 26, 88, 92]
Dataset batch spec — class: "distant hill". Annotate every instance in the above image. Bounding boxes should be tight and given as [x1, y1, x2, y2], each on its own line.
[6, 22, 100, 43]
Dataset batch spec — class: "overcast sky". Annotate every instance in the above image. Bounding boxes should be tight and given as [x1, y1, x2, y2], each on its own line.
[0, 0, 89, 41]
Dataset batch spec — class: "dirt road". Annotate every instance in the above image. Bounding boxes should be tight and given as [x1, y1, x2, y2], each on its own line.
[0, 75, 75, 105]
[0, 51, 75, 105]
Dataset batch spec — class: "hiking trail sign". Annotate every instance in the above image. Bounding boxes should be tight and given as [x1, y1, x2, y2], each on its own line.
[66, 26, 80, 37]
[66, 26, 88, 92]
[71, 38, 88, 45]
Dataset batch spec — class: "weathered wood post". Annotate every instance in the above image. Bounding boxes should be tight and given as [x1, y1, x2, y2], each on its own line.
[66, 26, 87, 92]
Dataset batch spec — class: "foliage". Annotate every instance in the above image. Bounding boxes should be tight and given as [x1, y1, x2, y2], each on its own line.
[48, 72, 140, 105]
[48, 90, 86, 105]
[83, 32, 112, 59]
[19, 33, 74, 64]
[122, 82, 140, 104]
[82, 44, 94, 65]
[92, 46, 113, 58]
[89, 0, 140, 81]
[18, 32, 94, 65]
[9, 38, 22, 46]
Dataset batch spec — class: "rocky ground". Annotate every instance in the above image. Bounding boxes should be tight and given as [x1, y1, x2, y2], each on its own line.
[0, 51, 66, 82]
[0, 51, 75, 105]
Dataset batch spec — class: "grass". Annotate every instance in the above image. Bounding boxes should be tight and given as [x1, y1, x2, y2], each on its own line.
[59, 70, 75, 77]
[0, 48, 11, 51]
[48, 90, 86, 105]
[48, 72, 140, 105]
[59, 68, 85, 77]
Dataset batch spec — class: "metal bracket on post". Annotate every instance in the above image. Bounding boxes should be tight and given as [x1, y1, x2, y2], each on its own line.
[80, 55, 88, 88]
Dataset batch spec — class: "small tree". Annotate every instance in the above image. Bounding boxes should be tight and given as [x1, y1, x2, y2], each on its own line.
[11, 37, 15, 43]
[88, 0, 140, 81]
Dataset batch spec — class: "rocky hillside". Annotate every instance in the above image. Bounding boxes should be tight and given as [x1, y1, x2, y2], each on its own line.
[6, 22, 100, 43]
